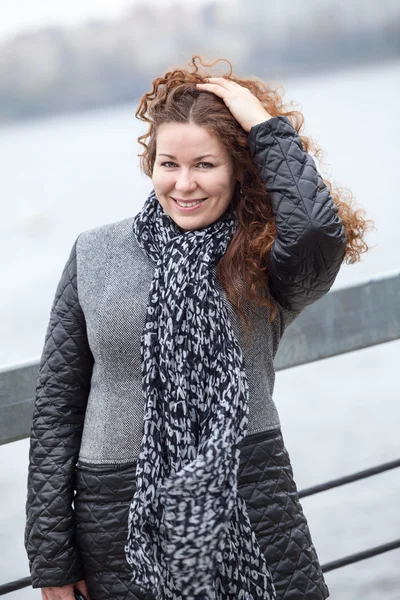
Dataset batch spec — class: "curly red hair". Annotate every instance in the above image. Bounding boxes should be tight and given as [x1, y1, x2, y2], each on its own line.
[135, 55, 374, 332]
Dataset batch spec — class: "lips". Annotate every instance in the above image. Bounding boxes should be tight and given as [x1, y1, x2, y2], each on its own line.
[170, 197, 207, 212]
[171, 197, 207, 204]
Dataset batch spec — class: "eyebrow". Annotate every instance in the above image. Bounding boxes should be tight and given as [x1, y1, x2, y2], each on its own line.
[158, 153, 217, 160]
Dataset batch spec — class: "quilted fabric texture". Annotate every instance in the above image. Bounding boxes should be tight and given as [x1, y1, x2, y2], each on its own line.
[237, 429, 329, 599]
[73, 429, 328, 600]
[248, 116, 346, 313]
[25, 242, 94, 587]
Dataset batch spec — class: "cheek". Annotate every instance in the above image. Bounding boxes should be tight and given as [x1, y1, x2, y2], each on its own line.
[211, 176, 235, 200]
[152, 171, 173, 193]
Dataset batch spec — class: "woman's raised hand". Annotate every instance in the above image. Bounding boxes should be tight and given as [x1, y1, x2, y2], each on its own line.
[41, 579, 90, 600]
[196, 77, 273, 133]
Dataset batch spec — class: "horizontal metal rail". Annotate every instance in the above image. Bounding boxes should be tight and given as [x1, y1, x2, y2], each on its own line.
[0, 360, 38, 446]
[298, 458, 400, 498]
[0, 577, 31, 596]
[1, 271, 399, 447]
[321, 539, 400, 573]
[275, 270, 400, 370]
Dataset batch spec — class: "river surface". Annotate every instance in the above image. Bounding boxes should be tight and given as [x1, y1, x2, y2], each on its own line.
[0, 59, 399, 599]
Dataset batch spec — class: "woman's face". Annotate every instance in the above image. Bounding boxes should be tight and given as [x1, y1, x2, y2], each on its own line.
[152, 122, 237, 231]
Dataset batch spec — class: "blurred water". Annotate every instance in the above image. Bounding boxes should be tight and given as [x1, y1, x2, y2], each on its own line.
[0, 59, 399, 599]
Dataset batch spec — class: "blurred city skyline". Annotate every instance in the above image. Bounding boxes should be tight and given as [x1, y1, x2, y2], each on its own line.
[0, 0, 399, 123]
[0, 0, 224, 42]
[2, 0, 400, 43]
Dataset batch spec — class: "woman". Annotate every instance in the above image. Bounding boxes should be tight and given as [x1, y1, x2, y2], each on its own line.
[25, 56, 371, 600]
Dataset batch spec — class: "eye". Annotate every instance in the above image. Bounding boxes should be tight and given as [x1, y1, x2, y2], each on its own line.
[197, 162, 214, 169]
[160, 161, 177, 168]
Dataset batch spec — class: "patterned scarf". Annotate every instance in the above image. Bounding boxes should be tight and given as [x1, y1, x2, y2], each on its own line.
[125, 190, 276, 600]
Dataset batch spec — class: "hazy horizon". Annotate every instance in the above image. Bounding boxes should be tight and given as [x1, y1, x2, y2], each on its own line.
[0, 0, 229, 43]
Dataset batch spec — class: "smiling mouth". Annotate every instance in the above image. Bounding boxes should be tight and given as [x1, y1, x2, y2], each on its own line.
[171, 197, 207, 208]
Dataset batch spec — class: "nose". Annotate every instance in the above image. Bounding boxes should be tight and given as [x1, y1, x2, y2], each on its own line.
[174, 169, 197, 193]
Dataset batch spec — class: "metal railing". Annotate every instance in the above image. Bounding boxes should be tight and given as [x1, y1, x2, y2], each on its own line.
[1, 271, 399, 595]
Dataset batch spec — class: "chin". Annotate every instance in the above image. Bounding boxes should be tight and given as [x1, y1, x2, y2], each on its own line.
[173, 218, 208, 231]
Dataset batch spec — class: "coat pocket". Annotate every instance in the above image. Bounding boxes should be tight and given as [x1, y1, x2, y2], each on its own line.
[74, 464, 137, 573]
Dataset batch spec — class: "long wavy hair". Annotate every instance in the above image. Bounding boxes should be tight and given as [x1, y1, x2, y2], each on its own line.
[135, 55, 374, 333]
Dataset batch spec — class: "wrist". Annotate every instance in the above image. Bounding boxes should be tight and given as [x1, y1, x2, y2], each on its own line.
[246, 112, 273, 132]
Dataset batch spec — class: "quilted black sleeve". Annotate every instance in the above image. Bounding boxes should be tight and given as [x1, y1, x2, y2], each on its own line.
[248, 116, 347, 313]
[25, 238, 94, 588]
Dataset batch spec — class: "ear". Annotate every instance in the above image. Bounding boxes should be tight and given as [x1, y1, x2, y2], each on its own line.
[230, 181, 242, 207]
[235, 180, 243, 195]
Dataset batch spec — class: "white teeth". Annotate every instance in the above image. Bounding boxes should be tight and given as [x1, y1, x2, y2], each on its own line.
[175, 199, 204, 208]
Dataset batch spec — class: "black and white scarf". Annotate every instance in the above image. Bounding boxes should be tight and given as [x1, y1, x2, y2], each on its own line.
[125, 190, 276, 600]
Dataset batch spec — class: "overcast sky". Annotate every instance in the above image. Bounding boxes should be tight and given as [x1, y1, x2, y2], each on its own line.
[0, 0, 220, 42]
